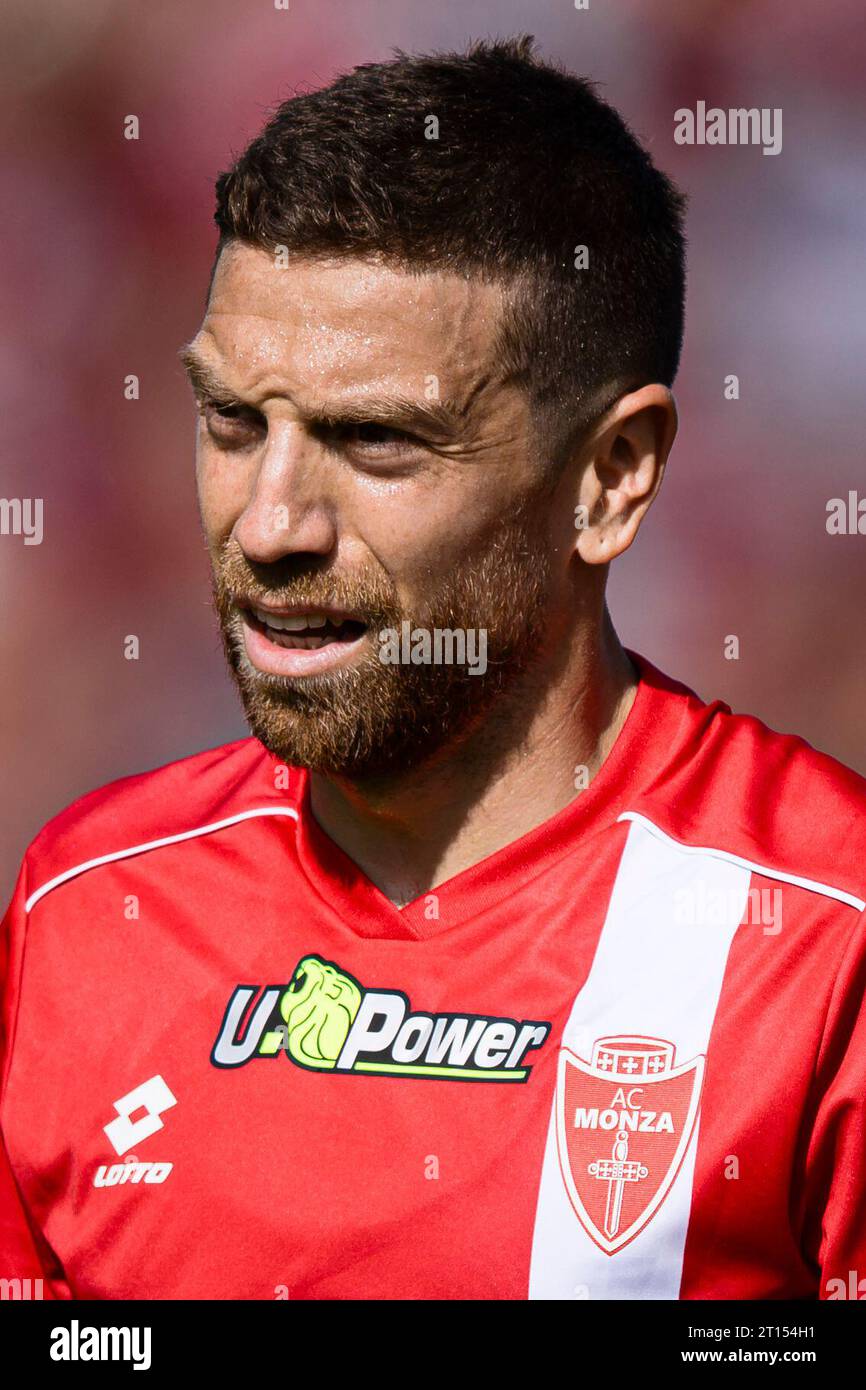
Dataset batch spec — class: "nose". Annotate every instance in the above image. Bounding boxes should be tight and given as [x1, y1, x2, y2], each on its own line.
[233, 423, 338, 565]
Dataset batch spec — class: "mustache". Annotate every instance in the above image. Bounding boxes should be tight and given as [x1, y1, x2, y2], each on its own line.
[211, 547, 399, 621]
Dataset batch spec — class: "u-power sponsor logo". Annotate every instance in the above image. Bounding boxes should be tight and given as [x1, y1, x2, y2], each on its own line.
[211, 953, 550, 1082]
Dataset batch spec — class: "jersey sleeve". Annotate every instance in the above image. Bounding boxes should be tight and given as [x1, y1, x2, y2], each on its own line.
[801, 906, 866, 1298]
[0, 856, 70, 1299]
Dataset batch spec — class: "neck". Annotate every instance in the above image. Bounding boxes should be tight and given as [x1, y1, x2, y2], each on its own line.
[309, 612, 638, 906]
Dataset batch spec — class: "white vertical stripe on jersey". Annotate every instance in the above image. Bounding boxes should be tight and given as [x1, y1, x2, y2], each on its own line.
[528, 815, 750, 1300]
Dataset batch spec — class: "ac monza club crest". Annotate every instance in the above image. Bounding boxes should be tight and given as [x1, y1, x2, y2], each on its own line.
[556, 1035, 704, 1255]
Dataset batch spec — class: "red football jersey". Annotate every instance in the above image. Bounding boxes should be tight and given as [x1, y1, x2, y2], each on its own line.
[2, 650, 866, 1300]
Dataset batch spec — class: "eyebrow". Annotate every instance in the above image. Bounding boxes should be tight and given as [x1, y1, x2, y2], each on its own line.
[178, 344, 235, 403]
[177, 342, 466, 440]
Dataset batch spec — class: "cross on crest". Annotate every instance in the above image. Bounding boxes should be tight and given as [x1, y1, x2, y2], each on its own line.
[588, 1129, 649, 1238]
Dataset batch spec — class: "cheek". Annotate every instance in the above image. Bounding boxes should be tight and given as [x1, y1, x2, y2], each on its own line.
[195, 448, 251, 543]
[352, 480, 509, 594]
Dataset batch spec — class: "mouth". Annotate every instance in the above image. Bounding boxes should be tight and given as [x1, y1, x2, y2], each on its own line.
[239, 604, 370, 678]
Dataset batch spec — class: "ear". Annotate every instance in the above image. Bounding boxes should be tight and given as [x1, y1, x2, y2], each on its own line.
[573, 385, 678, 565]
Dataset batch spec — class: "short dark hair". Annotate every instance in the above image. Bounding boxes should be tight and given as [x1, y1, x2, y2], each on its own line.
[211, 34, 686, 458]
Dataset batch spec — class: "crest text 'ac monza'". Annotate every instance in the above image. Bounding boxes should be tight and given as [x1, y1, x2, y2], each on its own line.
[555, 1034, 704, 1255]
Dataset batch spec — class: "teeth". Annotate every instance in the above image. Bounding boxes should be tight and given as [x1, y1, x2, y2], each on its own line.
[253, 609, 331, 631]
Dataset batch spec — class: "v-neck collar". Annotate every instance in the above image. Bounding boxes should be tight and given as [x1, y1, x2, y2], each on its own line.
[285, 650, 687, 941]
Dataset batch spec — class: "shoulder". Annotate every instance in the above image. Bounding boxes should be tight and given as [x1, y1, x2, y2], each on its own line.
[21, 737, 299, 912]
[628, 654, 866, 911]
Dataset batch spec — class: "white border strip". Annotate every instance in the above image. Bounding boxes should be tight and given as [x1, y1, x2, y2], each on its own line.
[24, 806, 300, 914]
[617, 811, 865, 912]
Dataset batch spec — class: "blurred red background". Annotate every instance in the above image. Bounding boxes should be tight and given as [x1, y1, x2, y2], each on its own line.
[2, 0, 864, 904]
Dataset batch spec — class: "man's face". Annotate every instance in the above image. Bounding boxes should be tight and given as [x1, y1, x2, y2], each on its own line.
[187, 243, 572, 777]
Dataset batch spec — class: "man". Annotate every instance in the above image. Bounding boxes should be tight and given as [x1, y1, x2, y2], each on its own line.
[1, 36, 864, 1302]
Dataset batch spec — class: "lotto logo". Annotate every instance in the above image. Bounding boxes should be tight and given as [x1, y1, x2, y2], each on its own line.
[103, 1076, 177, 1157]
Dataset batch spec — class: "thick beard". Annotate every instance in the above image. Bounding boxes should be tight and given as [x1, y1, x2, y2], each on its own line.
[212, 510, 553, 778]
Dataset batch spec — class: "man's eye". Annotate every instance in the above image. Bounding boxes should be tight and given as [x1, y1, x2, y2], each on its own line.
[345, 423, 415, 450]
[199, 400, 262, 444]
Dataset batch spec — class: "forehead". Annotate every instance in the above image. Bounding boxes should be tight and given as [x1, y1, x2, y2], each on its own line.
[196, 243, 508, 398]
